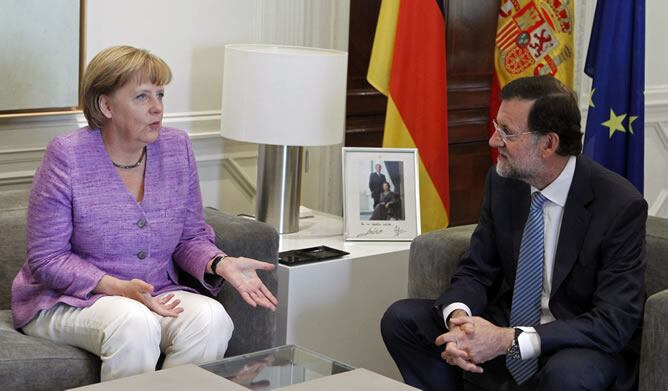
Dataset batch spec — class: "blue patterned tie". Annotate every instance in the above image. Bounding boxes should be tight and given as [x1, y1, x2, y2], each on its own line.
[506, 192, 547, 385]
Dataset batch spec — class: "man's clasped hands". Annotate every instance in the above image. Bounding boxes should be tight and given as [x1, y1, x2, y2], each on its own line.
[436, 309, 516, 373]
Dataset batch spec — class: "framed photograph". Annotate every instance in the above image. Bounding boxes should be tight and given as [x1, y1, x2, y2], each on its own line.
[342, 147, 421, 241]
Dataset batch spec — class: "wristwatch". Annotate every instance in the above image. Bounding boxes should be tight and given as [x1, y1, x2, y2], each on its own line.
[209, 254, 227, 275]
[506, 328, 523, 359]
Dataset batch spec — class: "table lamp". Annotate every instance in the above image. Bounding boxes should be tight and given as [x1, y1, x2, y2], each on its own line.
[221, 44, 348, 234]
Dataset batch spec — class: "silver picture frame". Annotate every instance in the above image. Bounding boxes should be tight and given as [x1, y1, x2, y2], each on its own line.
[342, 147, 421, 241]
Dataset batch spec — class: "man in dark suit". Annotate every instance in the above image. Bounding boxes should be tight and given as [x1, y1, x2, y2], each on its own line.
[381, 76, 647, 391]
[369, 163, 387, 207]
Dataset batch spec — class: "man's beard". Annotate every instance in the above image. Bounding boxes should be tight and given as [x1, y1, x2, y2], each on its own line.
[495, 149, 542, 184]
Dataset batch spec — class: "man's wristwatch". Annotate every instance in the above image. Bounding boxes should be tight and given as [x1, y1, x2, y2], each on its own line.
[506, 328, 523, 359]
[209, 254, 227, 275]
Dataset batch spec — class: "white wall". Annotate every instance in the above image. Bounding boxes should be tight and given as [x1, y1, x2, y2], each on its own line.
[86, 0, 256, 114]
[2, 0, 666, 218]
[0, 0, 349, 218]
[0, 0, 79, 111]
[644, 0, 668, 217]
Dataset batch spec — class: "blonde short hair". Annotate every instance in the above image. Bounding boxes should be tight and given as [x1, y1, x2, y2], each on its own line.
[81, 45, 172, 129]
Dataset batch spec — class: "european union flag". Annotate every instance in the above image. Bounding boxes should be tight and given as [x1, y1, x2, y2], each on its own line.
[583, 0, 645, 193]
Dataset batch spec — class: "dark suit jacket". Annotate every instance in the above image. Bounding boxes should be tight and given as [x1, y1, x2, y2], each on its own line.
[435, 155, 647, 358]
[369, 172, 387, 201]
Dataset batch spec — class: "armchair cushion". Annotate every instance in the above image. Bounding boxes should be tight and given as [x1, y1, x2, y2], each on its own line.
[0, 311, 99, 390]
[408, 224, 475, 299]
[645, 216, 668, 296]
[204, 207, 278, 357]
[0, 190, 28, 309]
[639, 290, 668, 391]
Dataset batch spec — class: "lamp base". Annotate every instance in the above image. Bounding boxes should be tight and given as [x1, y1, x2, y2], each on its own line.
[256, 144, 303, 234]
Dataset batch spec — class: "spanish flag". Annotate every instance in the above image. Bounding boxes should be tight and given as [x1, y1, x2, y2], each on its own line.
[489, 0, 575, 162]
[367, 0, 449, 232]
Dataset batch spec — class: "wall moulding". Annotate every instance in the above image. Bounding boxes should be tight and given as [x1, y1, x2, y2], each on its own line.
[0, 111, 257, 188]
[644, 92, 668, 218]
[646, 85, 668, 122]
[649, 189, 668, 217]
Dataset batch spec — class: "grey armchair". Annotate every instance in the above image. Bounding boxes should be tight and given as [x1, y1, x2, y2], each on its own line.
[0, 189, 278, 390]
[408, 216, 668, 391]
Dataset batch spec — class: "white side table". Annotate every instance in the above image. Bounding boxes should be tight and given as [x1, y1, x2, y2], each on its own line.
[276, 210, 411, 381]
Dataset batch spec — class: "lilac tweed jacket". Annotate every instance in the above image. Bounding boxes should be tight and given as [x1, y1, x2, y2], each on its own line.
[11, 127, 223, 328]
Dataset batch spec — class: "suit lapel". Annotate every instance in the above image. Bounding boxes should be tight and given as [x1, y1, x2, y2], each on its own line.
[551, 157, 593, 297]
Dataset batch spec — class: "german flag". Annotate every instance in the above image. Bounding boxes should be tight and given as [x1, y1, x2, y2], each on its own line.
[367, 0, 449, 232]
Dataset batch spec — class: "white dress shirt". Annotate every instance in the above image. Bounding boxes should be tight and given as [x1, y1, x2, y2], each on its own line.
[443, 156, 577, 360]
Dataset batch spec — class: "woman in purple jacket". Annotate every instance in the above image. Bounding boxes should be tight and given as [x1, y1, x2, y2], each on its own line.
[11, 46, 277, 382]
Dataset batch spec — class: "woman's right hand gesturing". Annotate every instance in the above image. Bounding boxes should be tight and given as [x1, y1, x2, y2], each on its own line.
[94, 275, 184, 317]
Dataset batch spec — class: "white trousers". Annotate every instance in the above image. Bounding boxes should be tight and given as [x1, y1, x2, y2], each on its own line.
[23, 290, 234, 382]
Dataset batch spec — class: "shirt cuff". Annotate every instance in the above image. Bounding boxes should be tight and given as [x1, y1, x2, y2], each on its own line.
[517, 326, 541, 359]
[441, 302, 472, 329]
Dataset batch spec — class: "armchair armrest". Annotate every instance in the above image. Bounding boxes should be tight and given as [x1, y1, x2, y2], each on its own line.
[204, 207, 279, 356]
[408, 224, 476, 299]
[639, 289, 668, 391]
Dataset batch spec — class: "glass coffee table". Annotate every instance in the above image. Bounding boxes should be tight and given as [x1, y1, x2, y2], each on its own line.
[200, 345, 354, 390]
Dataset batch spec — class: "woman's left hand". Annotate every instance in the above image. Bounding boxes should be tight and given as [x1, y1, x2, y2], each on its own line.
[217, 257, 278, 311]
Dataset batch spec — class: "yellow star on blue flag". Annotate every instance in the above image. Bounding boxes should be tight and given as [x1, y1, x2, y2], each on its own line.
[601, 109, 627, 138]
[628, 115, 638, 134]
[589, 88, 596, 108]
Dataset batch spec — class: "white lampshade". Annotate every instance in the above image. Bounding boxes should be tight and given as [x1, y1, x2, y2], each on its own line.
[221, 44, 348, 146]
